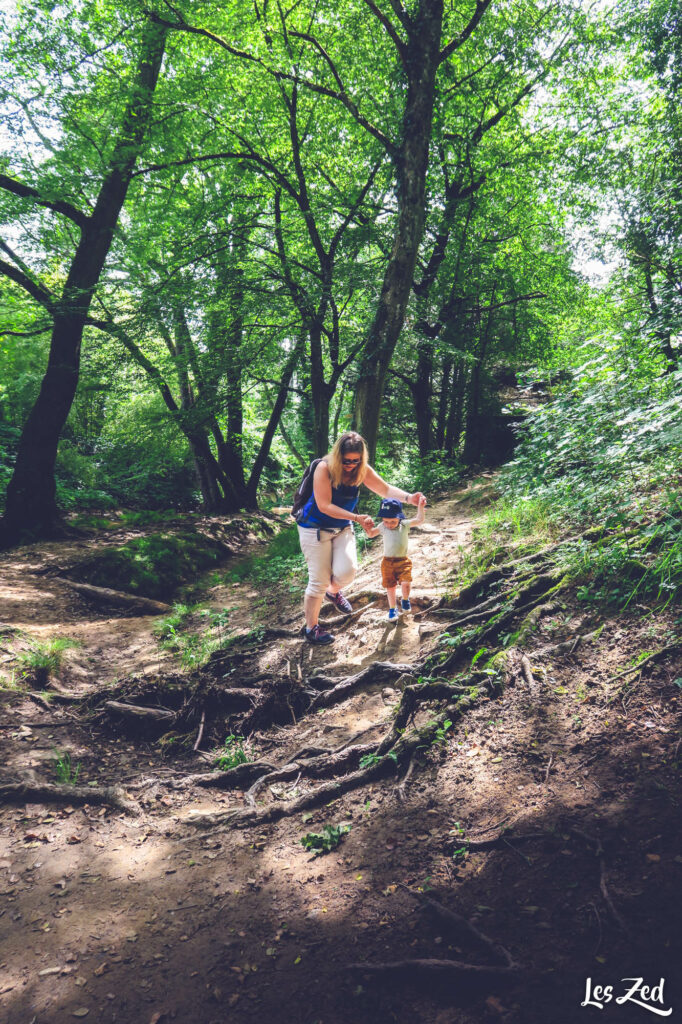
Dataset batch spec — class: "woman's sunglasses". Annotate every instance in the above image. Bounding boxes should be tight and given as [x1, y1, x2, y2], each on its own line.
[342, 455, 361, 466]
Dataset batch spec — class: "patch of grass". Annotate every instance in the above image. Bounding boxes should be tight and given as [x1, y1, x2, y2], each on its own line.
[52, 749, 81, 785]
[119, 509, 180, 527]
[154, 603, 200, 642]
[73, 531, 225, 600]
[300, 822, 351, 855]
[0, 669, 20, 690]
[214, 734, 251, 770]
[18, 637, 80, 684]
[155, 604, 239, 669]
[70, 513, 117, 531]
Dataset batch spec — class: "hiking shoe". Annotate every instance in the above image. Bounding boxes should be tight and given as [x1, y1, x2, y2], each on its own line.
[387, 607, 399, 623]
[305, 624, 334, 645]
[401, 598, 411, 613]
[325, 590, 352, 614]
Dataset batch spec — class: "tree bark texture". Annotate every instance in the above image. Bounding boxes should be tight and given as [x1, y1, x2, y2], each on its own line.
[352, 0, 444, 460]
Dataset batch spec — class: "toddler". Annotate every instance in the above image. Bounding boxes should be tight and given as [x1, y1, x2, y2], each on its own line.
[365, 496, 426, 621]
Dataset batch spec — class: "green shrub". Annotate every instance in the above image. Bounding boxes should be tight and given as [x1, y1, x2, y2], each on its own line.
[300, 823, 351, 855]
[498, 342, 682, 607]
[501, 346, 682, 528]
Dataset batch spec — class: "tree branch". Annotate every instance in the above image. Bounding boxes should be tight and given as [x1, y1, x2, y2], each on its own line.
[0, 256, 55, 311]
[439, 0, 495, 63]
[0, 173, 89, 230]
[360, 0, 407, 63]
[287, 31, 395, 153]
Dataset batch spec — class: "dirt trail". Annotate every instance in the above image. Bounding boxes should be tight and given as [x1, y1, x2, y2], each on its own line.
[1, 482, 681, 1024]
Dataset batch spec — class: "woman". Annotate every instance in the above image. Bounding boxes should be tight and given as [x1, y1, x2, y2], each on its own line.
[297, 431, 426, 644]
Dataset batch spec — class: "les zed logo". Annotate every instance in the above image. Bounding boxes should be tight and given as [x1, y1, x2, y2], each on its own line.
[582, 977, 672, 1017]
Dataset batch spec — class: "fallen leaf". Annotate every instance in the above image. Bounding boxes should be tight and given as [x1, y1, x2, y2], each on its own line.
[485, 995, 507, 1015]
[93, 963, 107, 977]
[72, 1009, 89, 1018]
[646, 853, 661, 863]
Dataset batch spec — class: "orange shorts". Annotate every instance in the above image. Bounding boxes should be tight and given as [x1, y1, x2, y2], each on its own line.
[381, 556, 412, 588]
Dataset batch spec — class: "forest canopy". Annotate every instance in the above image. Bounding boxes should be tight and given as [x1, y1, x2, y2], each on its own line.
[0, 0, 680, 545]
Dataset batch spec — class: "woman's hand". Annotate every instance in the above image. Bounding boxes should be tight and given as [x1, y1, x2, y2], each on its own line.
[407, 491, 427, 507]
[356, 513, 374, 532]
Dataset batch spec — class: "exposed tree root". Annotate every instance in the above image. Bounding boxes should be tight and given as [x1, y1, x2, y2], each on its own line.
[346, 959, 521, 981]
[177, 760, 277, 789]
[609, 641, 682, 682]
[400, 885, 515, 967]
[55, 578, 172, 615]
[237, 678, 318, 735]
[319, 600, 379, 629]
[0, 776, 141, 815]
[307, 661, 415, 710]
[184, 755, 391, 828]
[533, 627, 602, 658]
[104, 700, 176, 723]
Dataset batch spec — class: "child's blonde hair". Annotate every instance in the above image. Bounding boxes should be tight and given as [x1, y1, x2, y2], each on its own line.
[326, 431, 368, 488]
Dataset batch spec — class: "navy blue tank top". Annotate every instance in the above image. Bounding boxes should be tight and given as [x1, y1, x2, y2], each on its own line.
[298, 480, 359, 529]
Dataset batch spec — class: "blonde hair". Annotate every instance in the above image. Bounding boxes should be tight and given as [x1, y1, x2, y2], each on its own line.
[326, 431, 368, 488]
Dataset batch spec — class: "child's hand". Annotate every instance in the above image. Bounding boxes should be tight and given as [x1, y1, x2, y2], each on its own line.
[418, 494, 427, 508]
[357, 513, 374, 532]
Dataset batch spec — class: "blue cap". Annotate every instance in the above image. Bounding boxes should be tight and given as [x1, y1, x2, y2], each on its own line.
[378, 498, 405, 519]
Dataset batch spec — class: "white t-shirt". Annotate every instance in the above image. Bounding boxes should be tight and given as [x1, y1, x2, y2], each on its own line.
[378, 520, 410, 557]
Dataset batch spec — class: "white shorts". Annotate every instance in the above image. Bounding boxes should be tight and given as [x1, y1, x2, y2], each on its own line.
[297, 525, 358, 598]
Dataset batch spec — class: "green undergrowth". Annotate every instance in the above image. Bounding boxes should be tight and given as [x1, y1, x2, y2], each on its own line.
[70, 513, 118, 531]
[461, 345, 682, 613]
[71, 531, 226, 600]
[220, 524, 304, 589]
[155, 603, 236, 669]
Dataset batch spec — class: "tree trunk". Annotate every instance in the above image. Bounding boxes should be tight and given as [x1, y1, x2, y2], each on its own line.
[245, 338, 306, 506]
[0, 19, 168, 548]
[352, 0, 444, 460]
[310, 324, 332, 456]
[463, 288, 496, 465]
[414, 340, 433, 457]
[332, 388, 346, 443]
[445, 363, 466, 457]
[435, 357, 453, 449]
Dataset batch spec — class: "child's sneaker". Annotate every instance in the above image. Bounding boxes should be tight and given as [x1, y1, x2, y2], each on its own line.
[305, 624, 334, 645]
[387, 607, 399, 623]
[401, 598, 411, 613]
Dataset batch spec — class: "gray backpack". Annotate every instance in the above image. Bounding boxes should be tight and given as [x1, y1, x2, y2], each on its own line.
[291, 458, 323, 522]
